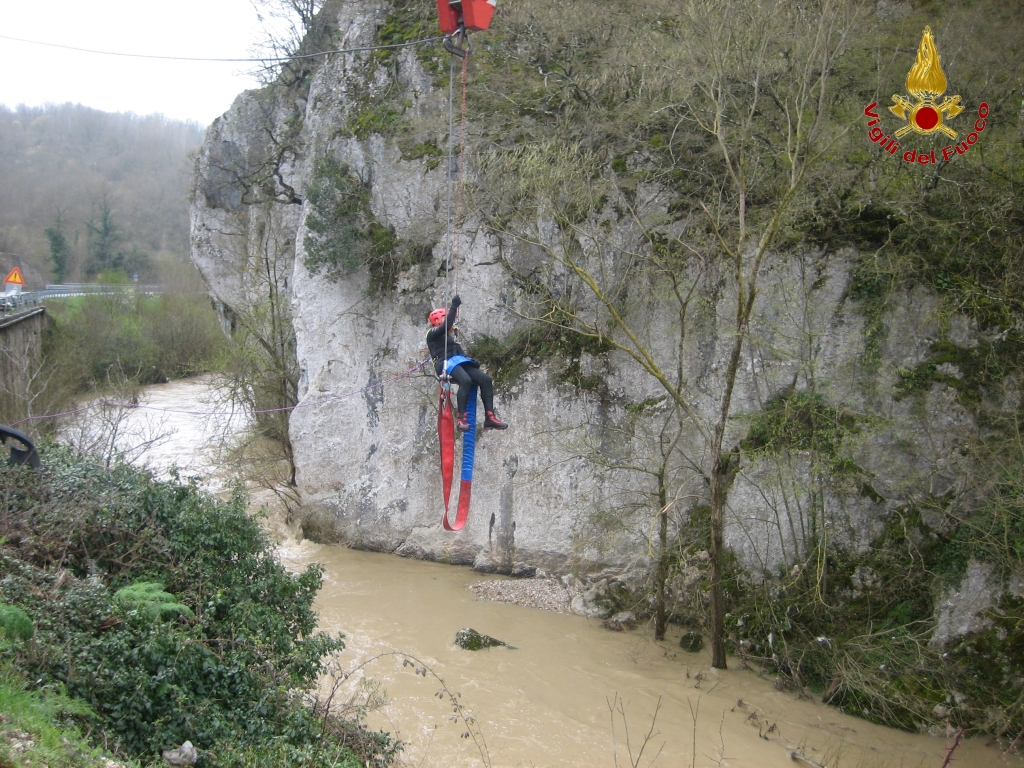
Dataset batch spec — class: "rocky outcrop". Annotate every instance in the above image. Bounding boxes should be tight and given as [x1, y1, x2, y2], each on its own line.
[190, 0, 1007, 642]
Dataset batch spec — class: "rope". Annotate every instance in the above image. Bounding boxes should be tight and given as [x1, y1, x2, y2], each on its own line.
[0, 33, 444, 63]
[442, 54, 457, 369]
[10, 360, 430, 426]
[439, 46, 470, 376]
[455, 52, 470, 296]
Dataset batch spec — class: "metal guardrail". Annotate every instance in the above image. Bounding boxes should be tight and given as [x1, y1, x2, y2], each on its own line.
[43, 283, 162, 294]
[0, 292, 44, 311]
[0, 284, 162, 311]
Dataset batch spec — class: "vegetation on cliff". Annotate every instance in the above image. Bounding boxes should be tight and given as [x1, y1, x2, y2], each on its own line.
[0, 447, 399, 767]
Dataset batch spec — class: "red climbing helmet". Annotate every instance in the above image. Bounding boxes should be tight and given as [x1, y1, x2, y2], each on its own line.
[429, 307, 447, 327]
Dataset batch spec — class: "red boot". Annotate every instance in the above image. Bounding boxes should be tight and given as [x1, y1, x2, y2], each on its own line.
[456, 411, 470, 432]
[484, 410, 508, 430]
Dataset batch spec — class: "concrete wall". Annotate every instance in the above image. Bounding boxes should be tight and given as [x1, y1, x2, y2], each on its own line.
[0, 308, 46, 424]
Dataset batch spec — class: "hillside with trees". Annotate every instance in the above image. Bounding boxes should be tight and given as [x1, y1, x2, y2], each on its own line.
[0, 103, 205, 282]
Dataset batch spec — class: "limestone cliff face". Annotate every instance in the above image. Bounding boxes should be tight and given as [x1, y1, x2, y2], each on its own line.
[191, 1, 986, 611]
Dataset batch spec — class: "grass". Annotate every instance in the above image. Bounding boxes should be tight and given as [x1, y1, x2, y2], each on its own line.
[0, 664, 136, 768]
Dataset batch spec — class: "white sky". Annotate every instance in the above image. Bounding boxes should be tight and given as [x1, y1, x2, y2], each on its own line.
[0, 0, 277, 126]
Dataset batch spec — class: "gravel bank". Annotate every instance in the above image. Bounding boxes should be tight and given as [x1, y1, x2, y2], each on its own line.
[468, 578, 574, 613]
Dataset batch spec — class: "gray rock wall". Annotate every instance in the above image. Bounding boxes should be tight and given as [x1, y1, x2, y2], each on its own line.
[190, 0, 1002, 638]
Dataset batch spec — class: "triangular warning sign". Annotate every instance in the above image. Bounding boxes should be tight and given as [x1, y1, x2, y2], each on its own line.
[4, 267, 24, 285]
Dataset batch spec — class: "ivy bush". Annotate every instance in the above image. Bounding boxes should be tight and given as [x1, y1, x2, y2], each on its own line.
[303, 156, 430, 293]
[467, 324, 613, 389]
[0, 447, 400, 767]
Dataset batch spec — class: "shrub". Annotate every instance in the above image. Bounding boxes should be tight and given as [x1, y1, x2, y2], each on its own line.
[0, 448, 399, 766]
[302, 156, 430, 293]
[0, 603, 33, 643]
[44, 291, 225, 390]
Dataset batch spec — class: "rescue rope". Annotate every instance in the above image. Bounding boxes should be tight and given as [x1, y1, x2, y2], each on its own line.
[439, 50, 469, 364]
[10, 359, 431, 426]
[0, 33, 444, 63]
[436, 56, 460, 521]
[438, 43, 474, 532]
[442, 55, 457, 367]
[455, 52, 469, 295]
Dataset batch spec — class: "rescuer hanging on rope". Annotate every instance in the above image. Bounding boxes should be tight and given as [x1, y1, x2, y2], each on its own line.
[427, 295, 508, 432]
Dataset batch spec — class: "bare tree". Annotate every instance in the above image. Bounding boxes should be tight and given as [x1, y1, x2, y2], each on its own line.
[60, 364, 172, 468]
[608, 692, 665, 768]
[248, 0, 331, 86]
[571, 400, 698, 640]
[208, 199, 301, 515]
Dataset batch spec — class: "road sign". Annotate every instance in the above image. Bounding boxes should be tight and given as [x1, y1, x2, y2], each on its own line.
[4, 267, 24, 286]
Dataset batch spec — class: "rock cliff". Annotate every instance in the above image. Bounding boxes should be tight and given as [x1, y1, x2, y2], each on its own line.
[190, 0, 1014, 639]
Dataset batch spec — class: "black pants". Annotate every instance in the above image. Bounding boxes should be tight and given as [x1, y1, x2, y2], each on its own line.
[447, 362, 495, 415]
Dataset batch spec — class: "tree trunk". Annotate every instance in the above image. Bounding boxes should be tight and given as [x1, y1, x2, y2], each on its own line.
[654, 508, 668, 640]
[708, 462, 728, 669]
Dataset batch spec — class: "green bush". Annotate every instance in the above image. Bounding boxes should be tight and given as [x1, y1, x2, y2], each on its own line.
[45, 291, 225, 389]
[741, 390, 862, 472]
[467, 324, 613, 388]
[0, 603, 33, 643]
[113, 582, 195, 621]
[0, 448, 399, 767]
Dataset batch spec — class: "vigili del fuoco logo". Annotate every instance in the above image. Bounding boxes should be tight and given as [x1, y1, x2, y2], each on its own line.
[863, 26, 988, 165]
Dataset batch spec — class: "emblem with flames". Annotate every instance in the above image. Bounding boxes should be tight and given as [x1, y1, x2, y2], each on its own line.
[890, 26, 963, 139]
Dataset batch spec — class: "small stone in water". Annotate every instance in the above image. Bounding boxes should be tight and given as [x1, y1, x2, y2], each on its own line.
[679, 632, 704, 652]
[455, 627, 514, 650]
[602, 611, 636, 631]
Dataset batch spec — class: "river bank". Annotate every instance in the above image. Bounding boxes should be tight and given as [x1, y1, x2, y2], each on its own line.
[278, 540, 1016, 768]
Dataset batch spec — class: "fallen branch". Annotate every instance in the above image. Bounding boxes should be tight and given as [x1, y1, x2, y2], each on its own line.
[940, 729, 964, 768]
[788, 748, 826, 768]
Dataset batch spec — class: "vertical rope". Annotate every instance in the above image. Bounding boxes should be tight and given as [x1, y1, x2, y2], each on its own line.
[442, 54, 456, 367]
[440, 46, 470, 373]
[454, 51, 469, 296]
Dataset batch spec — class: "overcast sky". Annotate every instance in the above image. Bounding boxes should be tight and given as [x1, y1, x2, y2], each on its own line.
[0, 0, 276, 126]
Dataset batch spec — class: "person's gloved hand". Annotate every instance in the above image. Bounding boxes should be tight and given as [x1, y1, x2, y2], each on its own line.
[451, 294, 462, 309]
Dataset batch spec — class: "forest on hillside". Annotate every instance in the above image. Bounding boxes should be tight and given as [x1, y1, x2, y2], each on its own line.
[0, 103, 205, 283]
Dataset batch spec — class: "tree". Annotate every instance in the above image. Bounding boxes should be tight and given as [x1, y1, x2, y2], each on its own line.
[86, 194, 123, 277]
[480, 0, 857, 668]
[248, 0, 330, 86]
[573, 401, 693, 641]
[211, 200, 301, 513]
[43, 210, 69, 283]
[193, 85, 305, 514]
[85, 193, 152, 279]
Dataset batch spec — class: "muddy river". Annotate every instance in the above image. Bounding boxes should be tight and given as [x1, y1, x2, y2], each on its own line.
[120, 378, 1019, 768]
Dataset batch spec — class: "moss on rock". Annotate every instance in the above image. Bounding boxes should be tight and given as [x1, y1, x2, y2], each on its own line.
[454, 628, 513, 650]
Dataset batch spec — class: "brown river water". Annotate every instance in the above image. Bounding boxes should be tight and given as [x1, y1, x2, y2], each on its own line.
[122, 379, 1020, 768]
